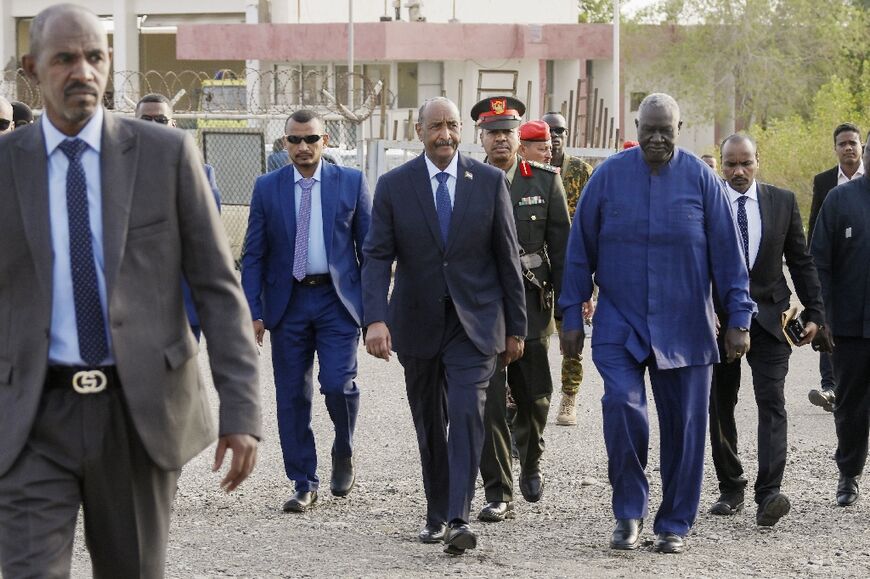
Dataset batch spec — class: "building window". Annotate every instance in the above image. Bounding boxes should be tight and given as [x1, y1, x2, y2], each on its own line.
[397, 63, 418, 109]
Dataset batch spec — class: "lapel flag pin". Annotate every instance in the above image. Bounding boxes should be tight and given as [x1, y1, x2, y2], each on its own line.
[465, 171, 473, 180]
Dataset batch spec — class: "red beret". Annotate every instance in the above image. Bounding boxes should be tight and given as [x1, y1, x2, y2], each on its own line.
[623, 140, 639, 149]
[519, 120, 550, 142]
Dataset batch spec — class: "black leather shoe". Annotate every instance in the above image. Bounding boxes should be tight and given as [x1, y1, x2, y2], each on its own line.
[282, 490, 318, 513]
[837, 474, 860, 506]
[519, 469, 543, 503]
[330, 455, 355, 497]
[609, 518, 643, 550]
[443, 523, 477, 555]
[709, 491, 745, 515]
[808, 388, 836, 412]
[418, 522, 447, 543]
[478, 501, 515, 522]
[653, 532, 684, 554]
[756, 492, 791, 526]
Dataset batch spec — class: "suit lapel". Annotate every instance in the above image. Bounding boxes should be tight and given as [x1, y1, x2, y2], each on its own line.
[411, 154, 444, 250]
[757, 182, 774, 266]
[279, 165, 297, 250]
[100, 113, 138, 293]
[12, 121, 53, 293]
[320, 161, 338, 263]
[445, 153, 473, 253]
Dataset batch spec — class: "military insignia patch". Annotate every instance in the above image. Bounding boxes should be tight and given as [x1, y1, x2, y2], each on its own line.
[491, 98, 506, 115]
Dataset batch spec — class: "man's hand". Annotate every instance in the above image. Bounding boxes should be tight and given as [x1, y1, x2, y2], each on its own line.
[365, 322, 392, 361]
[212, 433, 258, 493]
[560, 328, 586, 358]
[796, 321, 819, 347]
[724, 328, 751, 363]
[252, 320, 265, 347]
[714, 315, 721, 338]
[812, 325, 835, 353]
[582, 300, 595, 323]
[500, 336, 525, 366]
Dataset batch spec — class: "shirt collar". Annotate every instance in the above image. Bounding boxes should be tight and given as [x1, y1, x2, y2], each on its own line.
[293, 159, 323, 184]
[42, 106, 104, 156]
[838, 161, 865, 181]
[424, 152, 458, 181]
[725, 179, 758, 202]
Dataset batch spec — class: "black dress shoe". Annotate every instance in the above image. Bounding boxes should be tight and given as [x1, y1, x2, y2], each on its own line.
[653, 532, 684, 554]
[610, 518, 643, 550]
[443, 523, 477, 555]
[478, 501, 515, 522]
[330, 455, 355, 497]
[837, 474, 860, 506]
[519, 469, 543, 503]
[418, 522, 447, 544]
[756, 492, 791, 526]
[709, 491, 745, 515]
[282, 490, 318, 513]
[808, 388, 836, 412]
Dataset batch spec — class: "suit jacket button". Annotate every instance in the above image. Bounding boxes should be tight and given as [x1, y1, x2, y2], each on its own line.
[442, 261, 448, 267]
[531, 215, 537, 221]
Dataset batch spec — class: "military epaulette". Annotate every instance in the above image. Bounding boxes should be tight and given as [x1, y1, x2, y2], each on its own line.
[525, 159, 561, 174]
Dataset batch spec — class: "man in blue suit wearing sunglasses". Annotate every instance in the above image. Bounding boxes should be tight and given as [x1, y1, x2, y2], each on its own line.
[242, 109, 372, 513]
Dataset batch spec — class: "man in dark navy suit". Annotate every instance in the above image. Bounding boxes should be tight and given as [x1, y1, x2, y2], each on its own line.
[363, 96, 526, 555]
[807, 123, 864, 412]
[242, 109, 371, 512]
[135, 93, 222, 341]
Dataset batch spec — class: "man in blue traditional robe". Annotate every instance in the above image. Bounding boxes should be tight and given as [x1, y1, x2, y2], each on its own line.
[560, 93, 756, 554]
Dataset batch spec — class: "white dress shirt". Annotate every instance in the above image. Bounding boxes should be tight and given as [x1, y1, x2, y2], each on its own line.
[726, 180, 762, 270]
[43, 107, 115, 365]
[837, 160, 865, 185]
[424, 152, 458, 209]
[293, 160, 329, 275]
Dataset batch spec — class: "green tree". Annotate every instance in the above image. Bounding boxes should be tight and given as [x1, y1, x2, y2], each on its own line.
[578, 0, 613, 23]
[626, 0, 870, 128]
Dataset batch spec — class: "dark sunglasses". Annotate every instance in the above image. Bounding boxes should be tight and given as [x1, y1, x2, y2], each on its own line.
[139, 115, 171, 125]
[0, 119, 11, 131]
[549, 127, 567, 135]
[14, 120, 31, 128]
[286, 134, 323, 145]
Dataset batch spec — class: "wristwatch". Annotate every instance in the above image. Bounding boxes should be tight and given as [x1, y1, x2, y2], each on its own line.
[511, 335, 525, 343]
[734, 327, 749, 332]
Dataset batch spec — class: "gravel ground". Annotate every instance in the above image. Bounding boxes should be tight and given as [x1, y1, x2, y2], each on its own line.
[69, 331, 869, 578]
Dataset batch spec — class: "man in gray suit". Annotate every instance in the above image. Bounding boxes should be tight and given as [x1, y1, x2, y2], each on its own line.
[363, 96, 526, 555]
[0, 5, 261, 577]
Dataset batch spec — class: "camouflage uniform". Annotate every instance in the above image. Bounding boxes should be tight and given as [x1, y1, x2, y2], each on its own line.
[555, 154, 592, 396]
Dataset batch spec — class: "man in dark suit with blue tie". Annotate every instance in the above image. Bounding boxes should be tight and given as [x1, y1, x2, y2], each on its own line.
[363, 96, 526, 555]
[135, 93, 222, 341]
[707, 134, 827, 527]
[242, 109, 371, 512]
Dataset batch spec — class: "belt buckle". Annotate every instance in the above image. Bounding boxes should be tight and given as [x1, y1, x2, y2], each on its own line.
[72, 369, 108, 394]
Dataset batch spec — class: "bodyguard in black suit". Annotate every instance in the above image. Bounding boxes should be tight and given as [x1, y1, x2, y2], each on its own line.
[806, 123, 864, 412]
[362, 97, 526, 555]
[708, 135, 825, 527]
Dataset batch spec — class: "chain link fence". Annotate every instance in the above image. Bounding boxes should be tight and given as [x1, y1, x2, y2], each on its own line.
[2, 68, 613, 266]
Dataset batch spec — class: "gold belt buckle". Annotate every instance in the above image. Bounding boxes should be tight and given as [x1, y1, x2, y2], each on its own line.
[72, 369, 108, 394]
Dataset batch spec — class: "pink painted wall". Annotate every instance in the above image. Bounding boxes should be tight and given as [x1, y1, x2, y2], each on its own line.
[177, 22, 613, 61]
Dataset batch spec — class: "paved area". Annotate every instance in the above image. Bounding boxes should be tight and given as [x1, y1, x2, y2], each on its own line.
[70, 332, 869, 577]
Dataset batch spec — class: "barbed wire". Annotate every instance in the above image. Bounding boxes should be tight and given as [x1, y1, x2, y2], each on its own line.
[0, 67, 394, 122]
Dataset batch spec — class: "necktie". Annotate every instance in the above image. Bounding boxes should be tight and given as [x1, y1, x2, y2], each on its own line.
[736, 194, 750, 271]
[58, 138, 108, 366]
[435, 172, 451, 243]
[292, 177, 316, 281]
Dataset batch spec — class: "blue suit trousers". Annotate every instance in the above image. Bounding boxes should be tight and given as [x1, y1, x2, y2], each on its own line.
[270, 283, 360, 492]
[593, 344, 712, 536]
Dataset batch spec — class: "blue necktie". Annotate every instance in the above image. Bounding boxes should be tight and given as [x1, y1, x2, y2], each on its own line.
[736, 194, 750, 271]
[292, 177, 316, 281]
[435, 172, 451, 243]
[59, 138, 108, 366]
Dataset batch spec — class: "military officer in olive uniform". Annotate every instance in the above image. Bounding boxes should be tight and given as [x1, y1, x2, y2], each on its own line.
[473, 97, 571, 522]
[542, 111, 594, 427]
